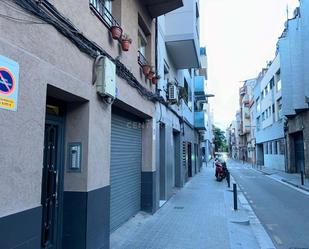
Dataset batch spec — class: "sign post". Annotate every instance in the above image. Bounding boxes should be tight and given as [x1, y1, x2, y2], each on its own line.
[0, 55, 19, 111]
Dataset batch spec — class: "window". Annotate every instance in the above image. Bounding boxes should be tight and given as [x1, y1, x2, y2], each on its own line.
[138, 14, 151, 66]
[256, 116, 260, 131]
[262, 112, 265, 121]
[270, 77, 274, 89]
[261, 90, 264, 100]
[265, 85, 268, 95]
[90, 0, 113, 26]
[264, 142, 268, 154]
[164, 64, 169, 82]
[273, 141, 278, 154]
[277, 98, 282, 120]
[265, 109, 268, 119]
[183, 78, 192, 110]
[138, 29, 147, 57]
[279, 139, 285, 155]
[269, 142, 272, 154]
[256, 97, 260, 113]
[276, 70, 281, 91]
[277, 79, 282, 91]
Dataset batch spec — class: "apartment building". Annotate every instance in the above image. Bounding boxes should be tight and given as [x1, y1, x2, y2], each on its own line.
[155, 0, 208, 207]
[0, 1, 184, 249]
[278, 1, 309, 176]
[238, 79, 256, 162]
[254, 55, 285, 170]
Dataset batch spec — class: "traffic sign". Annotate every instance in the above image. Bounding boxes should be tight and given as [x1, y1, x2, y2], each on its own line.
[0, 55, 19, 111]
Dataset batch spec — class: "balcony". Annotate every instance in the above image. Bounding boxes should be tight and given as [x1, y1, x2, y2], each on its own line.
[199, 47, 207, 79]
[239, 86, 246, 96]
[165, 0, 200, 69]
[142, 0, 184, 18]
[194, 76, 206, 96]
[194, 111, 206, 130]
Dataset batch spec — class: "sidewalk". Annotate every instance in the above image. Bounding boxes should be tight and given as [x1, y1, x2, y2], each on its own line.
[251, 164, 309, 192]
[110, 164, 267, 249]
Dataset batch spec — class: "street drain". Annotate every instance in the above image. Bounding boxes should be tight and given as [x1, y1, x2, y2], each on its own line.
[174, 206, 184, 210]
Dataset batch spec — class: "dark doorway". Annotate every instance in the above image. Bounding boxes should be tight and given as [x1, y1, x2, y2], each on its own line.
[41, 114, 64, 249]
[294, 132, 305, 173]
[188, 143, 192, 178]
[159, 123, 166, 200]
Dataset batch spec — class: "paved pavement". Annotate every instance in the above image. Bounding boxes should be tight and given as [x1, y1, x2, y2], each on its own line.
[229, 160, 309, 249]
[110, 164, 269, 249]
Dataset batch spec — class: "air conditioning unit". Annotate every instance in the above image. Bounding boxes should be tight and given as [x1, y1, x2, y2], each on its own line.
[94, 56, 116, 98]
[168, 84, 178, 103]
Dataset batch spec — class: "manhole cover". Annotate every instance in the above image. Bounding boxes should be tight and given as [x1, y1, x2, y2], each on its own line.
[174, 206, 184, 210]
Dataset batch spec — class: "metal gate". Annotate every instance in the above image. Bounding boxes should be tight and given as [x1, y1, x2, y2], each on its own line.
[110, 113, 142, 232]
[41, 118, 64, 249]
[294, 132, 305, 173]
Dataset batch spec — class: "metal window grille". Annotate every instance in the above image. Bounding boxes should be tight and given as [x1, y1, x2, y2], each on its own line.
[89, 0, 120, 28]
[138, 50, 149, 67]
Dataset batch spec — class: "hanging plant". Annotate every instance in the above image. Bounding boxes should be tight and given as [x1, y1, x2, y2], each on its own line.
[121, 33, 132, 51]
[142, 64, 151, 75]
[110, 25, 122, 40]
[147, 68, 155, 80]
[152, 74, 161, 84]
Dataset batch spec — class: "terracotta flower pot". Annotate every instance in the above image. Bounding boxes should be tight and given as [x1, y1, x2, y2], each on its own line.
[110, 26, 123, 40]
[152, 77, 158, 84]
[121, 39, 131, 51]
[147, 71, 155, 80]
[142, 65, 151, 75]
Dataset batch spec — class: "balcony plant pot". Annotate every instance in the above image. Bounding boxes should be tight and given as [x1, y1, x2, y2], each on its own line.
[121, 34, 132, 52]
[152, 75, 161, 84]
[142, 65, 151, 75]
[147, 70, 155, 80]
[110, 26, 122, 40]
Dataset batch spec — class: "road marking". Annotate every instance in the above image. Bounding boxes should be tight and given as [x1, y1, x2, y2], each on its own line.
[273, 235, 283, 245]
[266, 175, 309, 196]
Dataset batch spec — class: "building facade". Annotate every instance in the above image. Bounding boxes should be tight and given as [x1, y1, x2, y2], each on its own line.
[238, 79, 256, 162]
[155, 0, 205, 206]
[0, 1, 194, 249]
[254, 55, 285, 171]
[278, 0, 309, 176]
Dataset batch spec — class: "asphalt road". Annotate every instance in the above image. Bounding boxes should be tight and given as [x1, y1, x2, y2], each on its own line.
[229, 160, 309, 249]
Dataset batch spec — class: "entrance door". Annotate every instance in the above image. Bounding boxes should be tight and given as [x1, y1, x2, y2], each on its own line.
[188, 143, 192, 178]
[294, 132, 305, 173]
[41, 116, 64, 249]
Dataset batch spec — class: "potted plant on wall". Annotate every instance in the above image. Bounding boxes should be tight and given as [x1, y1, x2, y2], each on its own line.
[152, 74, 161, 84]
[147, 67, 155, 80]
[121, 33, 132, 51]
[110, 25, 123, 40]
[142, 64, 151, 75]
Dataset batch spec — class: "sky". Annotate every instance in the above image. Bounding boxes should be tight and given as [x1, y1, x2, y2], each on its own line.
[200, 0, 299, 130]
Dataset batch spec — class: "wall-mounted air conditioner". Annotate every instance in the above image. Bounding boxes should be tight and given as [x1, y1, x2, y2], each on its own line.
[168, 84, 178, 103]
[94, 56, 116, 99]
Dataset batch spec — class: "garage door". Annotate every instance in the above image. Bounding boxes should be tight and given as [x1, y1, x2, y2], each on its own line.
[110, 112, 142, 232]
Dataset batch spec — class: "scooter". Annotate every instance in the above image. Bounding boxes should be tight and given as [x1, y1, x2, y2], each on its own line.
[215, 160, 228, 182]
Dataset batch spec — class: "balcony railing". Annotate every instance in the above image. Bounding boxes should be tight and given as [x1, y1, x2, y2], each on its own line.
[138, 50, 149, 67]
[89, 0, 120, 29]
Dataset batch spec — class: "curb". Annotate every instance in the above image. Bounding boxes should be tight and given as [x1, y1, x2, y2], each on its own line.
[281, 179, 309, 192]
[229, 174, 276, 249]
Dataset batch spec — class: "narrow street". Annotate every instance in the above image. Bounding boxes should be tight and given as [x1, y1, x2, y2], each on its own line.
[229, 160, 309, 249]
[111, 164, 266, 249]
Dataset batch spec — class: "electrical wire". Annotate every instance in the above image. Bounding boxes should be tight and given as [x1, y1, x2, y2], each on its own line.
[11, 0, 186, 121]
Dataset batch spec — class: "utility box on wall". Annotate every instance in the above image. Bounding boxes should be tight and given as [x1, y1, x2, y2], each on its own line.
[95, 56, 116, 98]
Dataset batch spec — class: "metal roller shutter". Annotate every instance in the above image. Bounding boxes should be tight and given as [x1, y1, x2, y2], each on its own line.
[110, 113, 142, 232]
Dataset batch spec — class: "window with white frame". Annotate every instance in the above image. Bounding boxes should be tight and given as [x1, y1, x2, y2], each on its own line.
[90, 0, 113, 26]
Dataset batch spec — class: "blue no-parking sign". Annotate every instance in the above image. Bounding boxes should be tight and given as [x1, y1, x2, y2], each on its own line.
[0, 55, 19, 111]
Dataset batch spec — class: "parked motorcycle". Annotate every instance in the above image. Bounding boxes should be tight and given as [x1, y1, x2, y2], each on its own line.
[215, 159, 228, 182]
